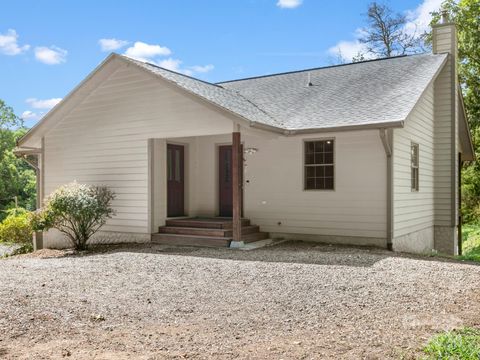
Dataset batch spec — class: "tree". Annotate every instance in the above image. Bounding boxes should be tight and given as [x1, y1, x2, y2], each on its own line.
[429, 0, 480, 223]
[33, 183, 116, 250]
[0, 99, 21, 128]
[359, 2, 422, 58]
[0, 100, 36, 220]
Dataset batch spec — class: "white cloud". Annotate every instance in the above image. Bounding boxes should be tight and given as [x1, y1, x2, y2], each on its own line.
[35, 46, 67, 64]
[154, 58, 191, 76]
[26, 97, 62, 109]
[405, 0, 443, 36]
[327, 0, 443, 61]
[122, 42, 214, 77]
[124, 41, 171, 62]
[276, 0, 302, 9]
[0, 29, 30, 55]
[328, 40, 370, 60]
[21, 110, 39, 120]
[189, 64, 214, 73]
[156, 58, 182, 71]
[98, 38, 129, 52]
[150, 59, 214, 76]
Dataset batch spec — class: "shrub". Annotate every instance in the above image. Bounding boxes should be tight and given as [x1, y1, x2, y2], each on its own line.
[0, 208, 33, 244]
[37, 183, 115, 250]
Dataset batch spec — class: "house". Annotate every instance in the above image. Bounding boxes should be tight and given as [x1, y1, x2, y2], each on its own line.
[16, 18, 473, 255]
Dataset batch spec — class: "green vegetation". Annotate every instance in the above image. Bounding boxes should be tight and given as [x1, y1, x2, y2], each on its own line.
[0, 208, 33, 244]
[33, 183, 115, 250]
[0, 207, 34, 256]
[423, 328, 480, 359]
[459, 224, 480, 262]
[0, 99, 36, 221]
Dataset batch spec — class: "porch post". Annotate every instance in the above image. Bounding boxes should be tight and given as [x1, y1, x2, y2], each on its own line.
[232, 130, 242, 244]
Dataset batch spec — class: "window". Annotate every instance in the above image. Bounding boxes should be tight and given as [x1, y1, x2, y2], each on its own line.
[411, 143, 419, 191]
[304, 139, 334, 190]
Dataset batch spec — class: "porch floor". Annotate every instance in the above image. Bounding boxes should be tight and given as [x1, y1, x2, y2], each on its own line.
[152, 217, 269, 248]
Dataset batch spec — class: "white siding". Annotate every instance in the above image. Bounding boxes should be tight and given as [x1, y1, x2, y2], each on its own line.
[177, 131, 387, 240]
[243, 131, 387, 239]
[43, 60, 236, 239]
[393, 84, 435, 241]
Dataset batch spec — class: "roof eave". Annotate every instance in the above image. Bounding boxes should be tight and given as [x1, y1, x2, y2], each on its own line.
[263, 120, 405, 135]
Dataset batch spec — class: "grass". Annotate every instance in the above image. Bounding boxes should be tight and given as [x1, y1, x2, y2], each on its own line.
[459, 224, 480, 262]
[423, 328, 480, 359]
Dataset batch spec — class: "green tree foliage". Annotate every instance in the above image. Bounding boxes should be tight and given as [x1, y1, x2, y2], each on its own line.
[0, 100, 36, 220]
[0, 208, 33, 244]
[431, 0, 480, 223]
[33, 183, 116, 250]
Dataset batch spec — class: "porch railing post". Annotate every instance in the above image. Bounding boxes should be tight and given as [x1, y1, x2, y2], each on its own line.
[232, 131, 242, 243]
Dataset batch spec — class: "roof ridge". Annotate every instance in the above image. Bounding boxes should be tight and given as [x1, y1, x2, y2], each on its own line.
[217, 53, 432, 84]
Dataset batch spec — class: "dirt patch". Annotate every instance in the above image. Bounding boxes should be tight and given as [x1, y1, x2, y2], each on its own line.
[1, 242, 480, 359]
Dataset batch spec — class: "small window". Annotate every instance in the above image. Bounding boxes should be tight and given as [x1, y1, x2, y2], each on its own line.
[304, 139, 334, 190]
[411, 143, 419, 191]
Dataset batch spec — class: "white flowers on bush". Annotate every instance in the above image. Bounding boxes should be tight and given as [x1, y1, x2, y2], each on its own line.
[38, 182, 115, 250]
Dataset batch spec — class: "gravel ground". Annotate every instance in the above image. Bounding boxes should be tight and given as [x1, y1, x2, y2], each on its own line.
[1, 242, 479, 359]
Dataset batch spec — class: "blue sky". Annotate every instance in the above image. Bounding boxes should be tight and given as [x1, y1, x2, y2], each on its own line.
[0, 0, 442, 127]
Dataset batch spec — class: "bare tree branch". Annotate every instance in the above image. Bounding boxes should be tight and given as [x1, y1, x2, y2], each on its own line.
[359, 2, 422, 58]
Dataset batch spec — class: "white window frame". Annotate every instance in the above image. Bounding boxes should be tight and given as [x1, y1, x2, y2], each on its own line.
[411, 142, 419, 192]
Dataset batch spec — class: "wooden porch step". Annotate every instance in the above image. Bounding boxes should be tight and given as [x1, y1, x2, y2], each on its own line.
[165, 217, 250, 229]
[152, 233, 231, 247]
[154, 217, 268, 248]
[242, 232, 269, 242]
[151, 231, 269, 247]
[158, 225, 260, 237]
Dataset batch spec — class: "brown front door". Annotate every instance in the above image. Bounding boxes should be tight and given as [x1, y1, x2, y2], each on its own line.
[167, 144, 184, 217]
[218, 145, 243, 217]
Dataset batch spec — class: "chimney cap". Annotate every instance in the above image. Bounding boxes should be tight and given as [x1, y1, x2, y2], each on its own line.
[440, 9, 450, 24]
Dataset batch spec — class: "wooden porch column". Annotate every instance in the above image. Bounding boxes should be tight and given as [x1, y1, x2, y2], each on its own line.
[232, 131, 242, 243]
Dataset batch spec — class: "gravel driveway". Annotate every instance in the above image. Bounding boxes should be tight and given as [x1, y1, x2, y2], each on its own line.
[1, 242, 479, 359]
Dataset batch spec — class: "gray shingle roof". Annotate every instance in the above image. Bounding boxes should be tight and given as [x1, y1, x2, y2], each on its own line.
[123, 53, 447, 132]
[122, 56, 279, 127]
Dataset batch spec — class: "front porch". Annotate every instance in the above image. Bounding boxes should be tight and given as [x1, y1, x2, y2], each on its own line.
[149, 127, 269, 248]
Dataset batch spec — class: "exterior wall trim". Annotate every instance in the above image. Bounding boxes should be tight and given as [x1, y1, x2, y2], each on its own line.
[380, 128, 393, 249]
[449, 30, 457, 227]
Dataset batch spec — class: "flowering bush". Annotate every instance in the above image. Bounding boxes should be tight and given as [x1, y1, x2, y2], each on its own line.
[37, 183, 115, 250]
[0, 208, 33, 244]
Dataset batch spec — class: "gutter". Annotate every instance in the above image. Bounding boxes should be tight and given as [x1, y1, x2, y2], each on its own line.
[249, 120, 405, 136]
